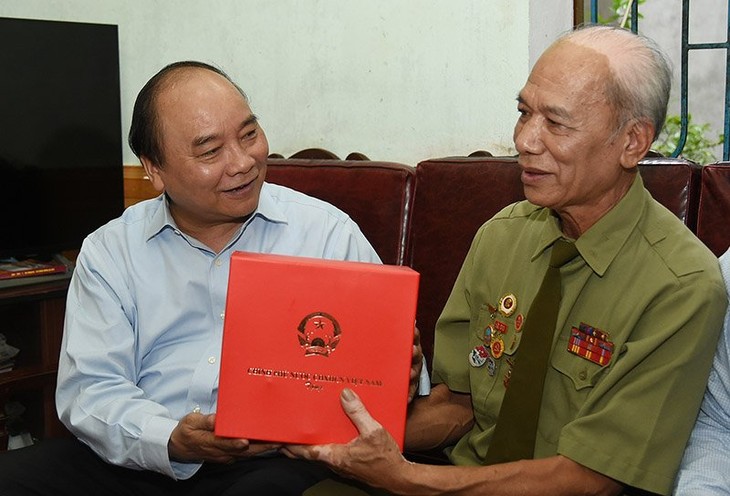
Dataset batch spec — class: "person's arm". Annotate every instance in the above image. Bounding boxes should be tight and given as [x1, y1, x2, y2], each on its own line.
[56, 240, 263, 479]
[674, 252, 730, 495]
[284, 388, 622, 496]
[405, 383, 474, 451]
[56, 242, 176, 475]
[674, 329, 730, 494]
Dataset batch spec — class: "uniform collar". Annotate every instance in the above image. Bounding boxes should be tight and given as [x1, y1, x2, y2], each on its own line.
[532, 174, 646, 276]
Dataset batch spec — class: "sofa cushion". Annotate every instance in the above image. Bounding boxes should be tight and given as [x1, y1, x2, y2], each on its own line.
[697, 162, 730, 256]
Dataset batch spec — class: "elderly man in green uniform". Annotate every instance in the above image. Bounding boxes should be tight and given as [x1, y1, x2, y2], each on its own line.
[285, 25, 729, 496]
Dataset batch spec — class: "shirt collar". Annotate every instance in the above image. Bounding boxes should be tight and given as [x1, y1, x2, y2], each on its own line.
[143, 182, 290, 243]
[144, 194, 174, 241]
[531, 174, 646, 276]
[531, 209, 565, 262]
[253, 182, 289, 224]
[576, 174, 646, 276]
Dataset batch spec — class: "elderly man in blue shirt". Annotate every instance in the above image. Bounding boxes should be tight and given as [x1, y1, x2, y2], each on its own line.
[674, 247, 730, 494]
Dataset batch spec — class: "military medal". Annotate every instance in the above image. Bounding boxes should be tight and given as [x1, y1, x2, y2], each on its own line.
[490, 336, 504, 359]
[515, 313, 524, 332]
[498, 293, 517, 317]
[475, 297, 522, 372]
[482, 324, 494, 345]
[486, 355, 497, 376]
[493, 320, 508, 334]
[469, 345, 489, 367]
[487, 303, 498, 319]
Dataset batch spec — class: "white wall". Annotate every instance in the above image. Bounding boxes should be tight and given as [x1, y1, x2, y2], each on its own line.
[529, 0, 573, 67]
[0, 1, 571, 165]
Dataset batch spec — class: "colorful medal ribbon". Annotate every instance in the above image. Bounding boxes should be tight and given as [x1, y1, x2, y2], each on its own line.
[567, 322, 614, 366]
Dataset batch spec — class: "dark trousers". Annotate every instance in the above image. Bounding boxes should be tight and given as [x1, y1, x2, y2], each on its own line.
[0, 437, 333, 496]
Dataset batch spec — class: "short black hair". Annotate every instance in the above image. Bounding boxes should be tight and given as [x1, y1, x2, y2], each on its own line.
[128, 61, 248, 166]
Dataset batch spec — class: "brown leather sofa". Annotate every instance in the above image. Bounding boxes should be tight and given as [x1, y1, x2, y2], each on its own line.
[124, 156, 730, 371]
[265, 156, 730, 371]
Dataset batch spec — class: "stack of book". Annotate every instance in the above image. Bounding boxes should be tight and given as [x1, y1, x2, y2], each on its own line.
[0, 254, 73, 288]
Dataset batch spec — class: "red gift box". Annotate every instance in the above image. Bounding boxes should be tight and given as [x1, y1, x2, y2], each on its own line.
[215, 251, 420, 449]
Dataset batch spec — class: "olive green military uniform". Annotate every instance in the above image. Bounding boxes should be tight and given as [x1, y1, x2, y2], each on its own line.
[432, 174, 728, 495]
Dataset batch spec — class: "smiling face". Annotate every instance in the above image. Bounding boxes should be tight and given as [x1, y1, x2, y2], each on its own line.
[142, 68, 269, 244]
[514, 41, 642, 237]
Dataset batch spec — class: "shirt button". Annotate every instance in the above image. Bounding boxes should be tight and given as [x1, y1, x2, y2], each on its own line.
[220, 312, 225, 320]
[215, 259, 222, 267]
[193, 405, 201, 413]
[578, 370, 587, 380]
[208, 356, 217, 364]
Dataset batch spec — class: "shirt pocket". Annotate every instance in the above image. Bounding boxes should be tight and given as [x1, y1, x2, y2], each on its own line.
[550, 331, 608, 390]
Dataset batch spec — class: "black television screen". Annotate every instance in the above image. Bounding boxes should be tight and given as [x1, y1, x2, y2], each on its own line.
[0, 17, 124, 260]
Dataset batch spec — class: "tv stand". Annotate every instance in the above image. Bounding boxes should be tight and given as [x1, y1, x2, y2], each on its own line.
[0, 279, 71, 450]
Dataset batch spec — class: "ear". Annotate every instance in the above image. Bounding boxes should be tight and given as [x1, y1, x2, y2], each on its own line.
[140, 156, 166, 193]
[619, 119, 655, 171]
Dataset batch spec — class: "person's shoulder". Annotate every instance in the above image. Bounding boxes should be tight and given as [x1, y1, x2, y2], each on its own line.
[85, 196, 163, 244]
[262, 182, 351, 220]
[470, 201, 546, 249]
[478, 200, 546, 235]
[121, 196, 165, 221]
[490, 199, 542, 221]
[639, 201, 722, 281]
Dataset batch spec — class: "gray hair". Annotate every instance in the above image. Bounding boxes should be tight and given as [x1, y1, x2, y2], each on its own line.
[558, 25, 672, 140]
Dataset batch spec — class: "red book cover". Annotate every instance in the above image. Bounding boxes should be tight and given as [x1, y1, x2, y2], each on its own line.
[0, 256, 69, 280]
[215, 251, 420, 449]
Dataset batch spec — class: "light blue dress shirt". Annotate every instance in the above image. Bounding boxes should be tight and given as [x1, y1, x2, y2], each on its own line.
[55, 182, 386, 480]
[674, 248, 730, 495]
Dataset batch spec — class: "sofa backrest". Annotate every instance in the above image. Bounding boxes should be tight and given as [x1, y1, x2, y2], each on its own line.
[637, 157, 702, 231]
[122, 155, 725, 371]
[697, 162, 730, 256]
[266, 158, 416, 265]
[407, 157, 525, 369]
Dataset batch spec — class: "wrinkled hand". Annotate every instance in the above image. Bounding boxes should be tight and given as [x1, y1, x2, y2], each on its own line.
[168, 412, 281, 464]
[283, 388, 410, 489]
[409, 325, 424, 403]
